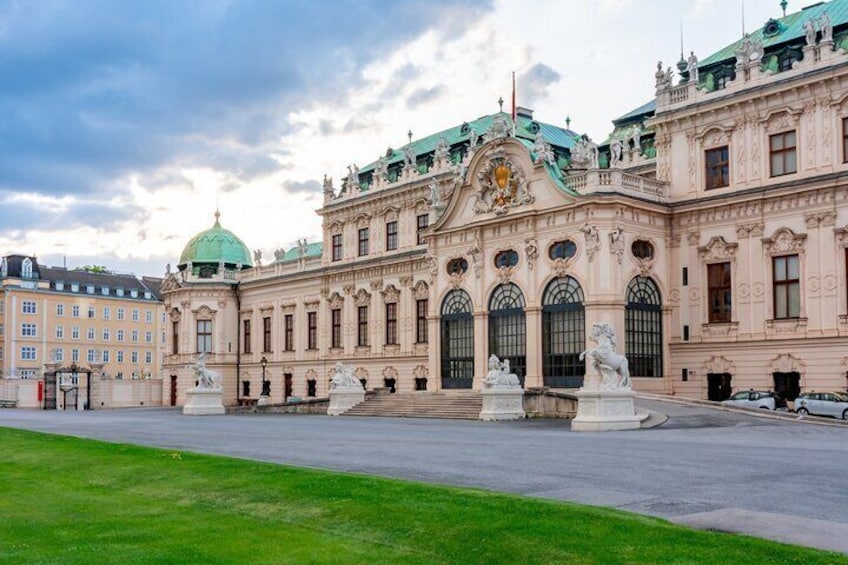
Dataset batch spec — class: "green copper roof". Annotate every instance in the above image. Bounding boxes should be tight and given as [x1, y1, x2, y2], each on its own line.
[699, 0, 848, 67]
[277, 241, 323, 262]
[357, 111, 580, 176]
[178, 213, 253, 269]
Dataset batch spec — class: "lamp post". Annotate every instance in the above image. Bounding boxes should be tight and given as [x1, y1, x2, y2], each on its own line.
[259, 356, 270, 405]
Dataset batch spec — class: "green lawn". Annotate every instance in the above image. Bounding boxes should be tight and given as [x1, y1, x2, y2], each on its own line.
[0, 427, 843, 565]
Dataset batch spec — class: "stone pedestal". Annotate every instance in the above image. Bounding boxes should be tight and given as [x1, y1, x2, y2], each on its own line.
[571, 389, 640, 432]
[327, 387, 365, 416]
[480, 386, 525, 421]
[183, 387, 225, 415]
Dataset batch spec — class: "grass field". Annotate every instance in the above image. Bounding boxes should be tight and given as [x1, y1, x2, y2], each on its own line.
[0, 426, 844, 564]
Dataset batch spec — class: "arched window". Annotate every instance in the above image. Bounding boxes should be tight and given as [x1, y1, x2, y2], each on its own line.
[21, 258, 32, 279]
[488, 283, 526, 386]
[625, 277, 663, 378]
[542, 277, 585, 387]
[440, 289, 474, 389]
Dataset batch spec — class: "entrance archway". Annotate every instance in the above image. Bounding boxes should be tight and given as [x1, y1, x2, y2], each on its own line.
[440, 289, 474, 389]
[488, 283, 526, 386]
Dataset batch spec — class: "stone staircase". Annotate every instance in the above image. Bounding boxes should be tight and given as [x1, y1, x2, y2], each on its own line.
[342, 391, 483, 420]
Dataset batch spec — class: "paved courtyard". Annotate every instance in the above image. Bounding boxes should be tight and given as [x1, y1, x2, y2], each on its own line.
[1, 399, 847, 553]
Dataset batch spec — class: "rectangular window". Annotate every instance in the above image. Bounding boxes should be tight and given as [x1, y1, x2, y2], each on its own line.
[358, 228, 369, 256]
[116, 350, 123, 363]
[196, 320, 213, 353]
[131, 330, 139, 343]
[705, 146, 729, 189]
[307, 312, 317, 350]
[243, 319, 252, 354]
[22, 301, 36, 314]
[87, 327, 95, 340]
[417, 214, 429, 245]
[263, 316, 271, 352]
[385, 303, 398, 345]
[416, 299, 428, 343]
[102, 329, 110, 341]
[88, 306, 95, 319]
[386, 221, 398, 251]
[716, 74, 729, 90]
[72, 305, 80, 318]
[55, 348, 65, 362]
[117, 308, 125, 321]
[117, 329, 124, 342]
[358, 305, 369, 347]
[21, 346, 36, 360]
[172, 321, 179, 354]
[332, 234, 343, 262]
[103, 307, 110, 320]
[101, 350, 109, 363]
[770, 131, 797, 177]
[145, 310, 152, 323]
[21, 323, 37, 337]
[56, 325, 64, 339]
[145, 331, 152, 343]
[331, 308, 342, 349]
[71, 348, 79, 362]
[707, 262, 732, 323]
[284, 314, 294, 352]
[843, 117, 848, 163]
[87, 349, 96, 363]
[131, 351, 138, 364]
[56, 304, 64, 317]
[72, 326, 80, 340]
[773, 255, 800, 319]
[132, 309, 139, 322]
[145, 351, 152, 364]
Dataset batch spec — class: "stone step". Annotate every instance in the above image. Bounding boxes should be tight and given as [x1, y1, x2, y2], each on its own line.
[342, 392, 483, 420]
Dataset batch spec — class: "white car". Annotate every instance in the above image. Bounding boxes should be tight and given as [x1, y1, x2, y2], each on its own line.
[720, 390, 780, 410]
[794, 392, 848, 420]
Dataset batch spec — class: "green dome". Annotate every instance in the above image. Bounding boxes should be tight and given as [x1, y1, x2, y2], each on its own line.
[178, 213, 253, 270]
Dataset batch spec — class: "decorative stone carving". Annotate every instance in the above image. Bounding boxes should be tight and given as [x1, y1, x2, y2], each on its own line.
[479, 355, 525, 421]
[423, 253, 438, 283]
[579, 324, 631, 391]
[467, 234, 482, 278]
[767, 353, 805, 375]
[328, 292, 344, 309]
[473, 148, 532, 216]
[698, 236, 738, 261]
[609, 138, 623, 168]
[570, 136, 599, 169]
[183, 351, 224, 416]
[735, 34, 763, 67]
[524, 237, 538, 270]
[413, 280, 429, 300]
[373, 157, 389, 183]
[532, 133, 556, 166]
[702, 355, 736, 376]
[483, 114, 512, 142]
[580, 224, 601, 262]
[609, 227, 624, 264]
[687, 51, 699, 82]
[762, 228, 807, 254]
[354, 289, 371, 307]
[381, 284, 400, 304]
[428, 179, 446, 219]
[327, 361, 365, 416]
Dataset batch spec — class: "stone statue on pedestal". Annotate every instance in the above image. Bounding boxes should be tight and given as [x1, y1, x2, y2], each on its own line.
[190, 351, 222, 390]
[579, 323, 631, 390]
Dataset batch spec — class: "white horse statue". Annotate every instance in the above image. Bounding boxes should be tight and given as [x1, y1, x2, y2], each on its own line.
[579, 323, 631, 390]
[190, 351, 222, 390]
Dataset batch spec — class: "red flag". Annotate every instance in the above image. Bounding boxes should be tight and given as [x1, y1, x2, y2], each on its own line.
[511, 71, 516, 120]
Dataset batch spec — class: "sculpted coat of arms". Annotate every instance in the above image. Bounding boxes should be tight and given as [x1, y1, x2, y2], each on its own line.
[473, 150, 532, 215]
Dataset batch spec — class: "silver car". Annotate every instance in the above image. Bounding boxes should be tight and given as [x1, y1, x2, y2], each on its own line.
[794, 392, 848, 420]
[721, 390, 779, 410]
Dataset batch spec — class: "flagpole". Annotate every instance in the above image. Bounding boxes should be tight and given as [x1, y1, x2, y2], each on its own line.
[511, 71, 516, 121]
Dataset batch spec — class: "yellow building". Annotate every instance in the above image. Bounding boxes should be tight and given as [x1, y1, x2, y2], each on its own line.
[0, 255, 166, 409]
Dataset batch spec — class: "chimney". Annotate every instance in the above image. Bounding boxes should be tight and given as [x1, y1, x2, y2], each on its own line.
[516, 106, 534, 120]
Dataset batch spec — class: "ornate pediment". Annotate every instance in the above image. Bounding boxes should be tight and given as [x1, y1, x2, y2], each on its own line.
[762, 228, 806, 254]
[328, 292, 344, 309]
[354, 288, 371, 306]
[698, 236, 738, 261]
[160, 273, 182, 293]
[381, 284, 400, 304]
[473, 147, 532, 216]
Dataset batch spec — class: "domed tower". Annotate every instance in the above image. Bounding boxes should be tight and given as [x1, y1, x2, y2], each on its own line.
[177, 211, 253, 279]
[162, 211, 253, 407]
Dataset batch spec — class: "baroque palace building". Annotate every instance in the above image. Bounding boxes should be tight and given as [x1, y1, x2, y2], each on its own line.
[162, 0, 848, 407]
[0, 254, 165, 409]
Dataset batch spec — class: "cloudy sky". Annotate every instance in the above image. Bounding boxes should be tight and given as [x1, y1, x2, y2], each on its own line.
[0, 0, 787, 276]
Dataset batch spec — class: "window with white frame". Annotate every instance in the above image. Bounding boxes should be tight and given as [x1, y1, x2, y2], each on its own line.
[145, 330, 152, 343]
[145, 310, 153, 323]
[55, 348, 65, 362]
[103, 307, 110, 320]
[21, 323, 37, 337]
[57, 303, 65, 317]
[21, 258, 33, 278]
[145, 351, 152, 364]
[88, 306, 95, 318]
[72, 305, 80, 317]
[87, 349, 97, 363]
[116, 350, 124, 363]
[56, 325, 64, 339]
[131, 330, 138, 342]
[102, 328, 110, 341]
[21, 346, 36, 360]
[102, 350, 109, 363]
[22, 301, 36, 314]
[117, 329, 125, 342]
[87, 327, 95, 340]
[117, 308, 125, 320]
[71, 326, 80, 340]
[131, 351, 138, 363]
[20, 369, 37, 379]
[132, 309, 139, 322]
[72, 348, 79, 362]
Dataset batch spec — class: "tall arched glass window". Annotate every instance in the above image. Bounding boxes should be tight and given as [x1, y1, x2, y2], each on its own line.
[625, 276, 663, 377]
[21, 258, 32, 279]
[488, 283, 526, 386]
[542, 277, 585, 387]
[440, 289, 474, 389]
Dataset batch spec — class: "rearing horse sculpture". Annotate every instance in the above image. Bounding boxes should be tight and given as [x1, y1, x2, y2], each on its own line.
[579, 323, 631, 390]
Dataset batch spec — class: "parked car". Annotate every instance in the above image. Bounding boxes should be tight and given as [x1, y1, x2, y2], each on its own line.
[721, 390, 784, 410]
[794, 392, 848, 420]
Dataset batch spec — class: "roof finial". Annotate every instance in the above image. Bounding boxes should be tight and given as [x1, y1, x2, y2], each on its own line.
[498, 96, 504, 113]
[214, 209, 221, 227]
[741, 0, 746, 36]
[680, 22, 684, 60]
[780, 0, 787, 17]
[565, 115, 571, 129]
[407, 129, 413, 145]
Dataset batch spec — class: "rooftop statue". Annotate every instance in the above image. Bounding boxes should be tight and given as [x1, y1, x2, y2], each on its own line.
[403, 145, 416, 169]
[274, 248, 285, 261]
[687, 51, 699, 82]
[820, 10, 832, 43]
[803, 17, 816, 46]
[571, 136, 599, 169]
[373, 156, 389, 182]
[253, 249, 262, 266]
[579, 323, 631, 391]
[609, 138, 623, 168]
[190, 351, 222, 390]
[296, 238, 309, 259]
[532, 133, 556, 166]
[735, 34, 763, 65]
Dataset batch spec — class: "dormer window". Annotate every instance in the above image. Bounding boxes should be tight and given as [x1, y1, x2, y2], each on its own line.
[86, 284, 94, 294]
[716, 75, 729, 90]
[144, 291, 151, 299]
[102, 286, 109, 295]
[21, 258, 33, 279]
[71, 283, 79, 292]
[56, 281, 65, 291]
[130, 289, 138, 298]
[116, 288, 124, 297]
